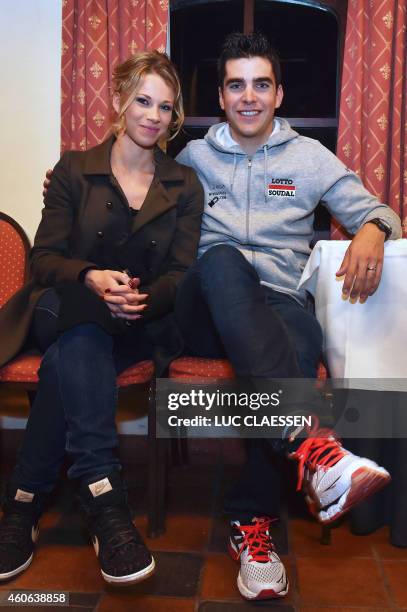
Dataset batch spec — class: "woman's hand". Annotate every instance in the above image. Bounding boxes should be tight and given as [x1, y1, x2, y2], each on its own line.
[42, 169, 53, 198]
[84, 269, 148, 319]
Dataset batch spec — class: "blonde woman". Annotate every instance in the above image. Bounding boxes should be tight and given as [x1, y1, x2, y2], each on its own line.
[0, 51, 203, 585]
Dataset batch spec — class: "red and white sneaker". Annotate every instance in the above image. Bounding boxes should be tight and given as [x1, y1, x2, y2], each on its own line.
[228, 517, 289, 600]
[292, 419, 391, 524]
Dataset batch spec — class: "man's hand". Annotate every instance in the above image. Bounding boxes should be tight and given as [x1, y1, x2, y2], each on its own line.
[336, 223, 386, 302]
[42, 169, 53, 198]
[84, 269, 148, 319]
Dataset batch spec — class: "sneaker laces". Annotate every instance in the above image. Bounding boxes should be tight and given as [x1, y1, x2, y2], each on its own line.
[93, 506, 141, 560]
[294, 417, 346, 491]
[235, 517, 277, 563]
[0, 511, 34, 550]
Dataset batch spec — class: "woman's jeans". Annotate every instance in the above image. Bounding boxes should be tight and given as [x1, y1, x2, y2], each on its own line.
[175, 245, 324, 520]
[11, 289, 152, 493]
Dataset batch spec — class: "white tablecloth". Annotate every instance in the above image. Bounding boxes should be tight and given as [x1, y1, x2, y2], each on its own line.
[298, 240, 407, 389]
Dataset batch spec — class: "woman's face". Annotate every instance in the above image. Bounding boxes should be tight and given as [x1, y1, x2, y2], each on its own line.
[116, 73, 175, 148]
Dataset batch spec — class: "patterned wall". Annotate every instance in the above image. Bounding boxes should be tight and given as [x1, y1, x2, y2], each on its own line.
[61, 0, 169, 152]
[334, 0, 406, 238]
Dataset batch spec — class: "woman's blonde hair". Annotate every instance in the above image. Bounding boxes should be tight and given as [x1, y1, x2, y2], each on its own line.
[111, 51, 184, 140]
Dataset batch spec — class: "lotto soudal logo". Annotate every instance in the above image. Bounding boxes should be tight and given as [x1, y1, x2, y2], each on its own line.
[268, 178, 296, 198]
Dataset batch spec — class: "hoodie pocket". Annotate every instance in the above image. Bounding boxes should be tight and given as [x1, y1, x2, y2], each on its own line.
[274, 248, 304, 274]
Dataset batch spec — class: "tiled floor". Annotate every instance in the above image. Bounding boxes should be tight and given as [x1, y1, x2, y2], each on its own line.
[0, 389, 406, 611]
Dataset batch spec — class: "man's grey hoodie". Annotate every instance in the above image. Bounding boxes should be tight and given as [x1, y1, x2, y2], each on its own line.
[176, 118, 402, 304]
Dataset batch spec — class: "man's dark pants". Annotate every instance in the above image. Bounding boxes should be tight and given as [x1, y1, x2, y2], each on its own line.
[175, 244, 323, 520]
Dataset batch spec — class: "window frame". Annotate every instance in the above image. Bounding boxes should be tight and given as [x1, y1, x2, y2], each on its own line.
[170, 0, 348, 132]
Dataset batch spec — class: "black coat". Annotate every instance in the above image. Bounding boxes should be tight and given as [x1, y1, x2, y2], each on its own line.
[0, 136, 203, 373]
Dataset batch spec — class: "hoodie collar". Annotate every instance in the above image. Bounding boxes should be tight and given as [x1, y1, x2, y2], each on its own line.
[205, 117, 298, 154]
[82, 133, 184, 182]
[216, 119, 281, 148]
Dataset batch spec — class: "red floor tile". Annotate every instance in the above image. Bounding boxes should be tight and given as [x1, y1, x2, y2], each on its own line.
[137, 514, 211, 552]
[296, 557, 389, 607]
[0, 546, 105, 592]
[200, 553, 239, 600]
[370, 527, 407, 560]
[98, 594, 195, 612]
[382, 560, 407, 607]
[290, 519, 373, 558]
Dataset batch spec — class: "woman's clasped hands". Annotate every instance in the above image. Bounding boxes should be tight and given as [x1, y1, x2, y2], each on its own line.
[84, 269, 148, 320]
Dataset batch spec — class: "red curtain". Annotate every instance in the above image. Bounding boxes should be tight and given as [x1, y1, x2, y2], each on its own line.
[61, 0, 169, 152]
[333, 0, 406, 238]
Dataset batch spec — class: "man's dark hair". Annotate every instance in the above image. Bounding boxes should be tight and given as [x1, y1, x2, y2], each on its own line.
[218, 32, 281, 88]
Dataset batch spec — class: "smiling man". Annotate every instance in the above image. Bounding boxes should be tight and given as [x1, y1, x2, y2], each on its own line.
[218, 56, 283, 154]
[175, 32, 401, 601]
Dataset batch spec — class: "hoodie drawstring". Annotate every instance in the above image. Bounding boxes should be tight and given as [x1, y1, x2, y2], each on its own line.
[263, 145, 268, 203]
[230, 153, 237, 189]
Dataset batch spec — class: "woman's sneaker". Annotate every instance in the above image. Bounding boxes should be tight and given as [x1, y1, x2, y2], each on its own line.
[78, 473, 155, 585]
[228, 517, 289, 600]
[291, 419, 391, 524]
[0, 488, 42, 581]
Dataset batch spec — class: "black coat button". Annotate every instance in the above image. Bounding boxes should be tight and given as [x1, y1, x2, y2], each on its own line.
[106, 202, 113, 209]
[97, 231, 104, 238]
[150, 240, 157, 247]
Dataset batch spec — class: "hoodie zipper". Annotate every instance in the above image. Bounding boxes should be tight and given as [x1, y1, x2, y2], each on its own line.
[246, 156, 255, 265]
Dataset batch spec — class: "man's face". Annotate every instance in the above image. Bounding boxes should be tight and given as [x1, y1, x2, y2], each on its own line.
[219, 57, 283, 153]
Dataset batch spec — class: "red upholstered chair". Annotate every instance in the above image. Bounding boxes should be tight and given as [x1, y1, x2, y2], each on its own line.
[168, 356, 235, 470]
[169, 356, 327, 381]
[0, 212, 163, 537]
[169, 356, 235, 381]
[0, 213, 30, 307]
